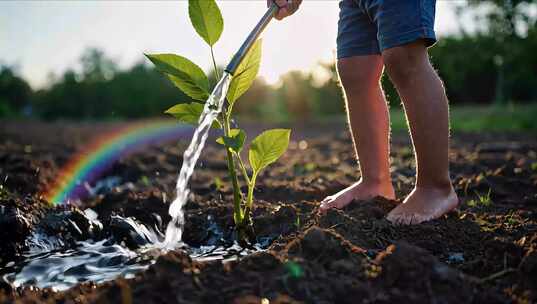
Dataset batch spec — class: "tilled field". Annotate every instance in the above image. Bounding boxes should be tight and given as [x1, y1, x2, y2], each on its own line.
[1, 121, 536, 303]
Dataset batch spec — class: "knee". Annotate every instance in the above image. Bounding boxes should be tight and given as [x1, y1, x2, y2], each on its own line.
[336, 56, 382, 92]
[382, 42, 429, 87]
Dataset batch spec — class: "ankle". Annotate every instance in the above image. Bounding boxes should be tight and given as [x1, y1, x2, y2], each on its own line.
[414, 181, 454, 194]
[360, 176, 393, 188]
[416, 174, 453, 190]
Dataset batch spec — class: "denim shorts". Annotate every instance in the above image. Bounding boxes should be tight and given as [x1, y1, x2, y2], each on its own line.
[337, 0, 437, 58]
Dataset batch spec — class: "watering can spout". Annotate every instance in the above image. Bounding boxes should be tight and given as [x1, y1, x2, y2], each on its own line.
[225, 3, 279, 75]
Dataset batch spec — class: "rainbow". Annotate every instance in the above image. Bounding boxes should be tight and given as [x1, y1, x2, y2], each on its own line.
[43, 120, 193, 205]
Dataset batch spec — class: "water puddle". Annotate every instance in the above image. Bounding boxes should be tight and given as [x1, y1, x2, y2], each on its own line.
[2, 212, 268, 291]
[3, 239, 150, 291]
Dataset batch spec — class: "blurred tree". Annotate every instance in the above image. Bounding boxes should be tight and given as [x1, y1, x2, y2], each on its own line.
[233, 78, 271, 117]
[312, 62, 346, 116]
[80, 48, 118, 83]
[464, 0, 536, 38]
[460, 0, 537, 103]
[0, 66, 33, 116]
[276, 71, 313, 121]
[32, 48, 188, 120]
[108, 61, 185, 118]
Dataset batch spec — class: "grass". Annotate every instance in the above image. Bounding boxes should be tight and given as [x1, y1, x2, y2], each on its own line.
[247, 103, 537, 133]
[467, 188, 493, 208]
[390, 103, 537, 133]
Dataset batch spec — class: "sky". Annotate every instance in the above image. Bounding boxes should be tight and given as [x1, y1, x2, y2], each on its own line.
[1, 0, 467, 89]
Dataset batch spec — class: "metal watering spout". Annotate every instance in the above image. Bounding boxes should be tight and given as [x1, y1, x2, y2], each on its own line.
[225, 3, 279, 75]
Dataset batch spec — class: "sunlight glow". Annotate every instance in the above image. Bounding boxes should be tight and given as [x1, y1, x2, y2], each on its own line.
[0, 1, 464, 88]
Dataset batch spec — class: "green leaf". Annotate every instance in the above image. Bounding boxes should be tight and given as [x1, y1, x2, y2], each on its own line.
[248, 129, 290, 174]
[216, 129, 246, 153]
[165, 103, 221, 128]
[227, 39, 262, 104]
[188, 0, 223, 47]
[145, 53, 209, 101]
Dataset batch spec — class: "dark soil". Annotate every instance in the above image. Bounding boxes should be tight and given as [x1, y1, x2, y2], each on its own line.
[1, 120, 536, 303]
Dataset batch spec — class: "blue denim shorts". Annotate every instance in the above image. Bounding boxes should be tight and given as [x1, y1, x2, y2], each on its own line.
[337, 0, 437, 58]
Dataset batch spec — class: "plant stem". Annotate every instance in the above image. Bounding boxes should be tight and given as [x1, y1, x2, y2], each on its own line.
[236, 153, 251, 185]
[226, 147, 243, 225]
[210, 46, 244, 227]
[222, 105, 244, 226]
[210, 47, 220, 80]
[246, 174, 257, 210]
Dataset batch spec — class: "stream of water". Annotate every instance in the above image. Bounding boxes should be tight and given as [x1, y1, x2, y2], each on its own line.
[161, 72, 232, 249]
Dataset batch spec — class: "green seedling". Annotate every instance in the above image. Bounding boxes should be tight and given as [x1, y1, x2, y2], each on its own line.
[467, 188, 493, 207]
[505, 212, 519, 227]
[284, 261, 304, 279]
[0, 184, 8, 200]
[146, 0, 290, 235]
[140, 175, 150, 187]
[213, 176, 224, 191]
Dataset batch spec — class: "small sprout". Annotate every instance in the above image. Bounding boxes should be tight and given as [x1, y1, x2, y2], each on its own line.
[284, 261, 304, 279]
[140, 175, 150, 186]
[213, 176, 224, 190]
[531, 162, 537, 171]
[305, 162, 317, 171]
[507, 213, 518, 226]
[293, 162, 317, 176]
[468, 188, 493, 208]
[0, 184, 8, 200]
[466, 200, 477, 207]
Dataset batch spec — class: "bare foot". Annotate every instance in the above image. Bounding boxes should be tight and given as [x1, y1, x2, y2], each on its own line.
[386, 186, 458, 225]
[319, 180, 395, 213]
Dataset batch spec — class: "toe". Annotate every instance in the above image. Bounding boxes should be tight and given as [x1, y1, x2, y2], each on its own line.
[386, 209, 402, 224]
[411, 213, 434, 225]
[320, 195, 333, 204]
[387, 208, 418, 225]
[318, 200, 333, 213]
[399, 214, 415, 225]
[387, 211, 435, 225]
[318, 204, 326, 212]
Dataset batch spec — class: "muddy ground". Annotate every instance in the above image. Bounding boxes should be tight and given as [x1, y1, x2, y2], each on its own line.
[0, 120, 536, 303]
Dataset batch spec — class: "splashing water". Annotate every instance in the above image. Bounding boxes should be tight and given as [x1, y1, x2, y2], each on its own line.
[161, 73, 232, 249]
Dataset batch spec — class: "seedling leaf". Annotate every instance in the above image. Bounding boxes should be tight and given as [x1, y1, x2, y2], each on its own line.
[216, 129, 246, 153]
[249, 129, 290, 174]
[227, 39, 262, 104]
[165, 103, 221, 128]
[188, 0, 223, 47]
[145, 53, 209, 101]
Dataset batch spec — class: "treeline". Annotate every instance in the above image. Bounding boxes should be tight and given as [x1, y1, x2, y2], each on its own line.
[1, 1, 536, 120]
[1, 49, 188, 120]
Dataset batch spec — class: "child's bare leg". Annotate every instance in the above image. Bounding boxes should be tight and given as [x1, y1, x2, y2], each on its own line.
[382, 41, 458, 225]
[320, 55, 395, 212]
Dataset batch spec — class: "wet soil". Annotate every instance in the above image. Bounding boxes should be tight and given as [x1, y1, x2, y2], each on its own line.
[1, 120, 537, 303]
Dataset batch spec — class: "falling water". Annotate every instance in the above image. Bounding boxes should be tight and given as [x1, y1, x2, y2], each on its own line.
[161, 72, 232, 249]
